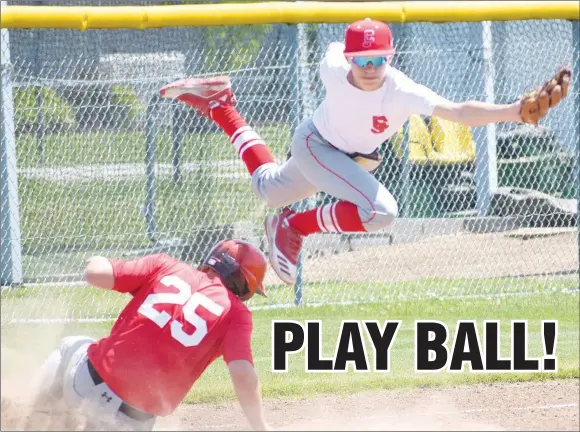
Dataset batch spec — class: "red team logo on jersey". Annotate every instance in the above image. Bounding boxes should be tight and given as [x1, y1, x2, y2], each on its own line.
[371, 115, 389, 134]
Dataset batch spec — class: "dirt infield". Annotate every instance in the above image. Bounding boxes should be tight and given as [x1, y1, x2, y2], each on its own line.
[298, 229, 578, 285]
[1, 229, 577, 430]
[2, 380, 578, 431]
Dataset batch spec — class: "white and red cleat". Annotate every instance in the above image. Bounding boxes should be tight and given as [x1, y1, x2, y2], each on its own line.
[264, 208, 304, 285]
[159, 76, 237, 117]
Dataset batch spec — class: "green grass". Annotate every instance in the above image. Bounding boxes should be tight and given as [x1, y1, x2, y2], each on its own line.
[1, 291, 578, 404]
[18, 173, 267, 252]
[16, 125, 292, 167]
[3, 277, 576, 323]
[16, 126, 291, 254]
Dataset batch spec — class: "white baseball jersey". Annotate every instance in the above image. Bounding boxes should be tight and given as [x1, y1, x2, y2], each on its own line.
[311, 42, 450, 155]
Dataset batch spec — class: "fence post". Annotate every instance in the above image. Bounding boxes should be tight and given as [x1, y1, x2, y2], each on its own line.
[288, 22, 318, 306]
[144, 94, 159, 243]
[33, 0, 45, 165]
[400, 121, 411, 217]
[288, 23, 303, 306]
[172, 101, 183, 185]
[573, 20, 579, 284]
[0, 1, 23, 286]
[475, 21, 498, 217]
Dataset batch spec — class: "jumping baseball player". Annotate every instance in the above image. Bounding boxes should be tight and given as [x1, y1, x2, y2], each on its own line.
[160, 18, 571, 286]
[31, 239, 272, 431]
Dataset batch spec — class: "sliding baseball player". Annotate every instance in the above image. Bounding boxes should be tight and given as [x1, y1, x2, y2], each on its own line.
[31, 240, 272, 431]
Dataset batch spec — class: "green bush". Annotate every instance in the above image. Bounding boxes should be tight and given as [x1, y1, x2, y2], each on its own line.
[13, 86, 76, 134]
[204, 25, 272, 72]
[58, 80, 146, 132]
[110, 85, 146, 129]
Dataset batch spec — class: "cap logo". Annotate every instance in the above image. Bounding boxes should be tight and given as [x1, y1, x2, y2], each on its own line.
[362, 29, 375, 48]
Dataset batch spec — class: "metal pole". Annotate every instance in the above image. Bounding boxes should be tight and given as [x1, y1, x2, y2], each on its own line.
[573, 21, 579, 286]
[475, 21, 498, 216]
[401, 121, 411, 217]
[0, 0, 23, 286]
[172, 101, 183, 185]
[288, 23, 304, 306]
[144, 94, 158, 243]
[33, 0, 45, 165]
[288, 22, 321, 306]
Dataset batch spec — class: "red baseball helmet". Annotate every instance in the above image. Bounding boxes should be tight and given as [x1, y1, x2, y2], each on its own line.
[343, 18, 396, 58]
[200, 239, 267, 301]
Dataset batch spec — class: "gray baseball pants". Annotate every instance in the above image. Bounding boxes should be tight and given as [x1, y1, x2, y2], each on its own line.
[33, 336, 156, 431]
[251, 118, 398, 231]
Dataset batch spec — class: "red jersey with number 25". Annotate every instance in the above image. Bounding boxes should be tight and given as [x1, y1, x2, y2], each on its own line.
[87, 253, 253, 417]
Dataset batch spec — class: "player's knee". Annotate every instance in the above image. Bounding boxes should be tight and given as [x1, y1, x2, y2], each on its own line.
[376, 198, 399, 229]
[57, 336, 94, 359]
[251, 163, 287, 209]
[361, 193, 398, 232]
[251, 182, 284, 209]
[255, 186, 285, 209]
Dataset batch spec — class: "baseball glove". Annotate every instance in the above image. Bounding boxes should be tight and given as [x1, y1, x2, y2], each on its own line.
[519, 66, 572, 126]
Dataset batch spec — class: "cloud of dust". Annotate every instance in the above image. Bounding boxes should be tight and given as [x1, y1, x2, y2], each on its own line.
[2, 324, 68, 402]
[1, 315, 71, 430]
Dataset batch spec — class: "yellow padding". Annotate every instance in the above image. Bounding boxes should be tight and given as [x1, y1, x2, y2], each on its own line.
[427, 116, 476, 165]
[390, 114, 432, 165]
[390, 115, 475, 165]
[2, 2, 578, 29]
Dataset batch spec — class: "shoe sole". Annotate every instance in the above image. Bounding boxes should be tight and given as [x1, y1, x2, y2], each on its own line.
[160, 76, 231, 99]
[264, 216, 295, 285]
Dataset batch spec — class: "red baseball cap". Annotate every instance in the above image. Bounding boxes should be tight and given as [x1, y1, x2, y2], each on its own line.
[343, 18, 396, 57]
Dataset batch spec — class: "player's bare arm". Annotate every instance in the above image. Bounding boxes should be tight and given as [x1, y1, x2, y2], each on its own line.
[84, 256, 114, 290]
[221, 302, 270, 430]
[228, 360, 271, 431]
[432, 100, 522, 127]
[433, 66, 571, 127]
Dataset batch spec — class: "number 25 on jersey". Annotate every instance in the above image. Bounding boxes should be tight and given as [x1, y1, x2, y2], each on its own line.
[138, 275, 225, 348]
[371, 115, 389, 134]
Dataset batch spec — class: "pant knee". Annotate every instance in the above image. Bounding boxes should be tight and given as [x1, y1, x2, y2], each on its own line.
[251, 163, 279, 208]
[360, 196, 399, 232]
[251, 162, 304, 209]
[251, 180, 284, 209]
[58, 336, 94, 353]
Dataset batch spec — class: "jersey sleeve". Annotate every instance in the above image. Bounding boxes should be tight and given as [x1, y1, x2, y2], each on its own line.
[391, 69, 450, 116]
[319, 42, 348, 88]
[107, 253, 174, 295]
[221, 306, 254, 365]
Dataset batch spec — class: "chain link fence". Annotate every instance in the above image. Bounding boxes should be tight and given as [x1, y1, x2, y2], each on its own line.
[1, 10, 579, 323]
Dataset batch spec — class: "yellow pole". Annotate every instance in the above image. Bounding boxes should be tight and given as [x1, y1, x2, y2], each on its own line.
[1, 1, 579, 30]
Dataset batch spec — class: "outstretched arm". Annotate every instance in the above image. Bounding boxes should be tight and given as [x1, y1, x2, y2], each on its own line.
[432, 100, 523, 127]
[223, 308, 271, 430]
[228, 360, 271, 431]
[434, 67, 572, 127]
[397, 66, 571, 128]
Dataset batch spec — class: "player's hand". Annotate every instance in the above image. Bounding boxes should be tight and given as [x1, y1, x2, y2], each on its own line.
[518, 66, 571, 127]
